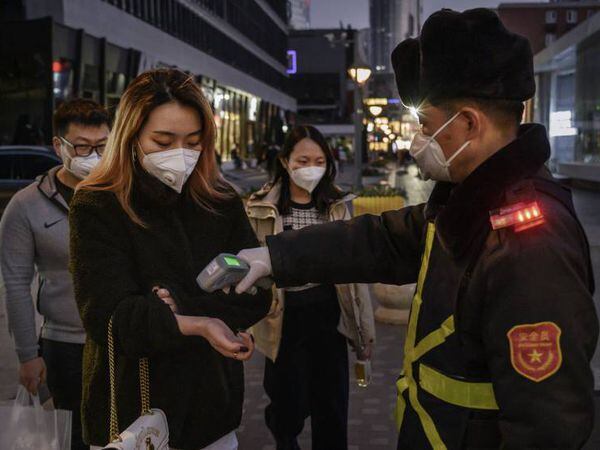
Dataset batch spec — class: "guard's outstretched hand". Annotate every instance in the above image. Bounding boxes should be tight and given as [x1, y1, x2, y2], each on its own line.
[235, 247, 273, 294]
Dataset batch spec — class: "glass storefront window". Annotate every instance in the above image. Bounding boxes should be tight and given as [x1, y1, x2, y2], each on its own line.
[106, 71, 126, 110]
[52, 58, 74, 102]
[213, 87, 225, 157]
[0, 20, 50, 145]
[82, 64, 100, 101]
[248, 96, 259, 122]
[536, 21, 600, 180]
[575, 31, 600, 164]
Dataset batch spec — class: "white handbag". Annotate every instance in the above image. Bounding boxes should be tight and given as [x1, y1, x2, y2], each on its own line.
[102, 318, 169, 450]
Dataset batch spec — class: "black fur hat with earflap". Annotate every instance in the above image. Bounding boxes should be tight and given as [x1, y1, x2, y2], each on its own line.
[391, 8, 535, 107]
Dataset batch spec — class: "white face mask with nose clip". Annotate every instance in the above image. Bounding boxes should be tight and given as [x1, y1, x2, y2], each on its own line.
[139, 145, 202, 193]
[409, 111, 471, 182]
[287, 165, 326, 194]
[59, 138, 101, 180]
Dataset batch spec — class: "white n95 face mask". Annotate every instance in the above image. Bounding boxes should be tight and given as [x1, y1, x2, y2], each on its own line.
[288, 166, 326, 194]
[409, 111, 470, 182]
[140, 147, 201, 193]
[59, 144, 100, 180]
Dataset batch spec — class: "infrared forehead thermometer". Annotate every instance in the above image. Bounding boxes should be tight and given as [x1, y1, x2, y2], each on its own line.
[197, 253, 272, 294]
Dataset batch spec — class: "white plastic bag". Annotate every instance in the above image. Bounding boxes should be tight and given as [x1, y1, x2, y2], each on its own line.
[0, 386, 71, 450]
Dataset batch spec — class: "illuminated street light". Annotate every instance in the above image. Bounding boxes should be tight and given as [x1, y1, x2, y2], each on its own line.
[348, 65, 372, 85]
[349, 56, 372, 190]
[369, 105, 383, 116]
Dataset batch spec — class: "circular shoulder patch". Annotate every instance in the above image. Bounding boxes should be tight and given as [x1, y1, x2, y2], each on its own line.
[507, 322, 562, 382]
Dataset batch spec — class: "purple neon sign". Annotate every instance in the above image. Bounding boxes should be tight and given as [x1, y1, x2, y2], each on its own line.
[287, 50, 297, 74]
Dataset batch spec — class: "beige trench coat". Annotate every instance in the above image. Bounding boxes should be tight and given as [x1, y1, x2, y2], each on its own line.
[245, 182, 376, 362]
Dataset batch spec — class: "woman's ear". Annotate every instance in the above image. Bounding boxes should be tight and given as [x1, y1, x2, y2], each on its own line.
[279, 157, 289, 171]
[132, 139, 140, 161]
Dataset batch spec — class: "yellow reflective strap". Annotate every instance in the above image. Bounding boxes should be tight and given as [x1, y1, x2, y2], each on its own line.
[419, 364, 499, 411]
[402, 223, 447, 449]
[413, 315, 455, 362]
[416, 223, 435, 298]
[403, 223, 436, 363]
[395, 377, 409, 431]
[408, 376, 447, 449]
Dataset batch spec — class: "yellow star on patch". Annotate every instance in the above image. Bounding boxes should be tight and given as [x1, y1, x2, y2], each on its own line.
[528, 349, 543, 363]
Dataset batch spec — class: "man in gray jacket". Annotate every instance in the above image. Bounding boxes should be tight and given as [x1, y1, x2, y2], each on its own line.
[0, 99, 110, 450]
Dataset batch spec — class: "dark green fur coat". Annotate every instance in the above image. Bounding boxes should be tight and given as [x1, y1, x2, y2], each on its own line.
[69, 171, 270, 449]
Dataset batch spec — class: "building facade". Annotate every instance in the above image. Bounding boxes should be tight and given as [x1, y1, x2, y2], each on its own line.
[287, 0, 310, 29]
[288, 28, 357, 137]
[369, 0, 421, 74]
[0, 0, 296, 159]
[498, 1, 600, 55]
[369, 0, 421, 121]
[370, 0, 395, 74]
[534, 9, 600, 183]
[368, 0, 421, 156]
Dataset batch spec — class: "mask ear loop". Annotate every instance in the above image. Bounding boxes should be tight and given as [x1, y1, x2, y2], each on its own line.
[412, 111, 462, 159]
[444, 140, 471, 167]
[58, 137, 74, 171]
[428, 111, 468, 167]
[430, 111, 462, 140]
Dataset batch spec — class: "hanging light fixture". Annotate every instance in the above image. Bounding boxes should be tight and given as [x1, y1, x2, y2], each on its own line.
[368, 105, 383, 116]
[348, 55, 372, 86]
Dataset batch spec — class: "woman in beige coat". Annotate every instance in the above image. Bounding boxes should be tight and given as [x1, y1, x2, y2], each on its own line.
[245, 125, 375, 450]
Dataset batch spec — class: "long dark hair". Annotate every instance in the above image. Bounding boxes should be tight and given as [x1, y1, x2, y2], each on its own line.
[271, 125, 344, 215]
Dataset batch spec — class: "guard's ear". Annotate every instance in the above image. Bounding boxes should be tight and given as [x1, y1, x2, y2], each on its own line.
[457, 107, 482, 142]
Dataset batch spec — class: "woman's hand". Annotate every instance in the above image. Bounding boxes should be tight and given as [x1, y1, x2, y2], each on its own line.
[153, 286, 178, 314]
[174, 315, 254, 361]
[351, 341, 373, 360]
[362, 342, 373, 360]
[154, 286, 254, 360]
[201, 320, 255, 361]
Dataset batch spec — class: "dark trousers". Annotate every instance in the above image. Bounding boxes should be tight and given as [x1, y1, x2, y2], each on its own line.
[41, 338, 86, 450]
[264, 296, 349, 450]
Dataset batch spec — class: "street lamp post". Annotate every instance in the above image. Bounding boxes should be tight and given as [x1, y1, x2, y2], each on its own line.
[348, 64, 372, 191]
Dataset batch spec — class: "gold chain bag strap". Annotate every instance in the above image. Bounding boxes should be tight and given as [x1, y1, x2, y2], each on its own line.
[102, 318, 169, 450]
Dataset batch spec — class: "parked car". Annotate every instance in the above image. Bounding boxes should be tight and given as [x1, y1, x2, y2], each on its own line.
[0, 146, 62, 217]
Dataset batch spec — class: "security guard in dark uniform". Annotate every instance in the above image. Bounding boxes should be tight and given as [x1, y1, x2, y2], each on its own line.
[233, 8, 598, 449]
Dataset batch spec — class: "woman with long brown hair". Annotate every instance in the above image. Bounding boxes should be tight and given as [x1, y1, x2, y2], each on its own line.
[69, 69, 271, 450]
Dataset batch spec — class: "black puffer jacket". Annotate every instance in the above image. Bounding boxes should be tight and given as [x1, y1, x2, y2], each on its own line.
[69, 169, 271, 449]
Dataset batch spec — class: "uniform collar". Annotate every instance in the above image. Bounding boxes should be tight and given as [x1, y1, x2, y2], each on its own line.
[426, 123, 551, 258]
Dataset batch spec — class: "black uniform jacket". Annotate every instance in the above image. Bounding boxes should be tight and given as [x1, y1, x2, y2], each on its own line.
[266, 124, 598, 449]
[69, 168, 271, 449]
